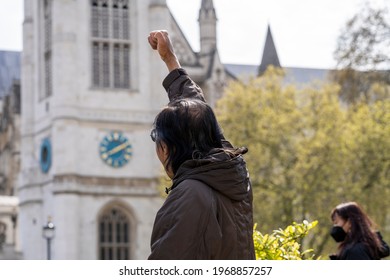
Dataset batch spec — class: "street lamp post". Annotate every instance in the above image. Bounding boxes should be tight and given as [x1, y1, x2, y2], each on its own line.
[11, 208, 17, 246]
[42, 217, 55, 260]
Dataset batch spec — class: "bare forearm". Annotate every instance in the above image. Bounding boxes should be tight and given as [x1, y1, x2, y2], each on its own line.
[164, 56, 181, 72]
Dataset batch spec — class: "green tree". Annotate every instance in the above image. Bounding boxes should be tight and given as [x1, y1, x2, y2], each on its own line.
[216, 68, 303, 229]
[216, 67, 390, 257]
[331, 3, 390, 103]
[343, 100, 390, 230]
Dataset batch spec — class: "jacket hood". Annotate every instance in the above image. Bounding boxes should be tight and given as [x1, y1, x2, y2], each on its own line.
[170, 147, 250, 201]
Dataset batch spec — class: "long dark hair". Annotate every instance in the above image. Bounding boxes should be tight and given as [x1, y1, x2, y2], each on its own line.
[152, 98, 223, 175]
[331, 202, 381, 259]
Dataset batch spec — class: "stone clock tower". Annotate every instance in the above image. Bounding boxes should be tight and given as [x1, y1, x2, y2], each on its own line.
[18, 0, 225, 259]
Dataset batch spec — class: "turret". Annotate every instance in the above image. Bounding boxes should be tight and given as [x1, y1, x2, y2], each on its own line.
[198, 0, 217, 55]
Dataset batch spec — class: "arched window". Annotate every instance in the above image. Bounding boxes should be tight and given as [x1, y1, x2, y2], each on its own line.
[98, 206, 132, 260]
[91, 0, 131, 89]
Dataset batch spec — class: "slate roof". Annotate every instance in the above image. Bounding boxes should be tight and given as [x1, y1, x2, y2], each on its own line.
[224, 63, 330, 85]
[0, 51, 21, 99]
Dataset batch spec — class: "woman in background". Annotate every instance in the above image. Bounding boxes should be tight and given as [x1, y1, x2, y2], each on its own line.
[330, 201, 389, 260]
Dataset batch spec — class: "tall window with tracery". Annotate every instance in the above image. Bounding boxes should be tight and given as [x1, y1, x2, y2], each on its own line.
[98, 207, 132, 260]
[91, 0, 130, 89]
[44, 0, 52, 98]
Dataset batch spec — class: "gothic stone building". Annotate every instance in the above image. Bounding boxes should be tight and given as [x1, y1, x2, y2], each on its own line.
[0, 0, 330, 260]
[0, 0, 230, 260]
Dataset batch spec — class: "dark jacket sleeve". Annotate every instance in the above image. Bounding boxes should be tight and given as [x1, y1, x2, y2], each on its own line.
[162, 68, 206, 102]
[162, 68, 230, 145]
[377, 231, 390, 259]
[343, 243, 372, 260]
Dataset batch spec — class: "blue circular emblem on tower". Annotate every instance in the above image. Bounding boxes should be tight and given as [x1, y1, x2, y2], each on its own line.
[40, 138, 52, 173]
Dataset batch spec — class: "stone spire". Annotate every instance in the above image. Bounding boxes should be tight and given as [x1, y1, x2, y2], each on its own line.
[258, 24, 281, 75]
[149, 0, 166, 7]
[201, 0, 214, 9]
[198, 0, 217, 54]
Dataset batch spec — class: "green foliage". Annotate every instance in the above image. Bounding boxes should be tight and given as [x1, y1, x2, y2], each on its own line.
[332, 3, 390, 103]
[216, 67, 390, 257]
[254, 220, 318, 260]
[334, 3, 389, 70]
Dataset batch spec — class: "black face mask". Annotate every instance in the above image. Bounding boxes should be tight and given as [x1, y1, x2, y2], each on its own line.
[330, 226, 347, 242]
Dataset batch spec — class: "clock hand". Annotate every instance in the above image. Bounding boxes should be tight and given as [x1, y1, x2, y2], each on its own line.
[107, 142, 130, 156]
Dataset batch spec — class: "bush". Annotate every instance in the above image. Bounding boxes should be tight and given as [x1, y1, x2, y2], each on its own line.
[254, 220, 318, 260]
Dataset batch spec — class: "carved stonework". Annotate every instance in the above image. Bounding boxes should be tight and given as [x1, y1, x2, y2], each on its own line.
[170, 21, 197, 66]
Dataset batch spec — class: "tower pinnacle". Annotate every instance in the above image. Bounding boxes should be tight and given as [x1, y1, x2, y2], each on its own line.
[258, 24, 281, 75]
[198, 0, 217, 54]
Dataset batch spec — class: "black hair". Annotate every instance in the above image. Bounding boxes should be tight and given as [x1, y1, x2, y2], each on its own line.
[152, 98, 223, 175]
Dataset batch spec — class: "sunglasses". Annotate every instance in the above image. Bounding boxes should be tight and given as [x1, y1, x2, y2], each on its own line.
[150, 129, 157, 142]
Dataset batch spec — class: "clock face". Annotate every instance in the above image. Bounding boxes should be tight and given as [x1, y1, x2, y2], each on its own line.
[99, 131, 132, 168]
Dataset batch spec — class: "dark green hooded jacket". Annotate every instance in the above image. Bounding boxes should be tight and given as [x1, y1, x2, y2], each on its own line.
[148, 68, 255, 259]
